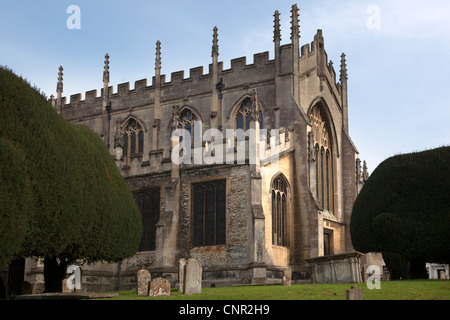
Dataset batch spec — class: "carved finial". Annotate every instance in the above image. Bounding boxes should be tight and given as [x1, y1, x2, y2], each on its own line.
[171, 106, 180, 132]
[212, 26, 219, 57]
[363, 161, 369, 181]
[103, 54, 110, 83]
[356, 158, 362, 183]
[155, 41, 161, 72]
[308, 131, 316, 162]
[251, 89, 261, 121]
[290, 4, 300, 41]
[57, 66, 63, 93]
[340, 53, 348, 82]
[274, 10, 281, 43]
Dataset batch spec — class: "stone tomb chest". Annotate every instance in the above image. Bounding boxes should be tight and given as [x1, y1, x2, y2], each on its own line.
[305, 252, 364, 284]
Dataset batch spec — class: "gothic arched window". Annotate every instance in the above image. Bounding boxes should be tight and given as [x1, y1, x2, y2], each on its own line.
[309, 105, 334, 213]
[123, 118, 144, 164]
[235, 99, 263, 132]
[178, 109, 199, 147]
[272, 175, 288, 247]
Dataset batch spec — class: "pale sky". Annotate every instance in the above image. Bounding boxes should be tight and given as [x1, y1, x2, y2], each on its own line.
[1, 0, 449, 171]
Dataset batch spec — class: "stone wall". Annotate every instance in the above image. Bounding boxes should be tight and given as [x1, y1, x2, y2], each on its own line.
[179, 164, 252, 284]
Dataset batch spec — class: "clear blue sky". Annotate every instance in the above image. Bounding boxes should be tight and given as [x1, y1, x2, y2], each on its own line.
[1, 0, 449, 171]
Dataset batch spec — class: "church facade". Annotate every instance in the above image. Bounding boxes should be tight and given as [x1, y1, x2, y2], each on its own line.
[25, 4, 369, 291]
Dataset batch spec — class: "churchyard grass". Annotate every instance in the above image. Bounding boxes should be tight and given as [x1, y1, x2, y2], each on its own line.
[104, 280, 449, 300]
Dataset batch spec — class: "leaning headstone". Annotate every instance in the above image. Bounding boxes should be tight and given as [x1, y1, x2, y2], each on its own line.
[183, 258, 202, 295]
[178, 258, 186, 292]
[149, 278, 171, 297]
[282, 267, 292, 286]
[62, 279, 72, 293]
[136, 269, 151, 296]
[346, 286, 363, 300]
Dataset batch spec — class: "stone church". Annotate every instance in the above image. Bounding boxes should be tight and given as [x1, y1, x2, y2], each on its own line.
[24, 4, 370, 292]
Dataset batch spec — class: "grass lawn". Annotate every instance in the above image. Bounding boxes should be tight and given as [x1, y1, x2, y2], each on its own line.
[104, 280, 449, 300]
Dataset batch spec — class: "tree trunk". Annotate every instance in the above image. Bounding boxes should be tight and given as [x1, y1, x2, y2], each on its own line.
[43, 257, 69, 293]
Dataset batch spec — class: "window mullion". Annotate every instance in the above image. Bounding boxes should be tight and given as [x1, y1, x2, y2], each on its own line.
[203, 186, 206, 246]
[214, 185, 217, 245]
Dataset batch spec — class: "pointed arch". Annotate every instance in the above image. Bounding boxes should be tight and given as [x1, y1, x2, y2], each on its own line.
[307, 97, 339, 157]
[308, 99, 336, 213]
[269, 172, 291, 195]
[227, 94, 252, 120]
[174, 106, 203, 147]
[121, 114, 148, 133]
[178, 105, 203, 123]
[121, 115, 146, 165]
[230, 95, 264, 132]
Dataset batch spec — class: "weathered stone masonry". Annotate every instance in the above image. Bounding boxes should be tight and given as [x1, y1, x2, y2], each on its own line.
[24, 4, 370, 292]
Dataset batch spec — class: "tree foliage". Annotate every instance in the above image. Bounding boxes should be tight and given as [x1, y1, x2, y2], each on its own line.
[0, 137, 31, 266]
[0, 66, 141, 290]
[350, 146, 450, 279]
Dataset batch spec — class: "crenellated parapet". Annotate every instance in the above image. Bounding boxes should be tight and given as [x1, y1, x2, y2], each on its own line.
[60, 50, 276, 122]
[59, 4, 349, 141]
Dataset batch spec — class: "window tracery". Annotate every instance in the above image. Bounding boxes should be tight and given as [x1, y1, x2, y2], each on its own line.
[121, 118, 144, 165]
[309, 105, 334, 213]
[175, 109, 199, 147]
[235, 98, 263, 132]
[272, 175, 288, 247]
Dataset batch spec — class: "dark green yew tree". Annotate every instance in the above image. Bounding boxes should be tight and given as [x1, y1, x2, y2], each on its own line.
[350, 146, 450, 279]
[0, 66, 142, 292]
[0, 137, 31, 267]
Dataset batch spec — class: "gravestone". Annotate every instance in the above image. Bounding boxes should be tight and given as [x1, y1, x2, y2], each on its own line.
[178, 258, 186, 292]
[183, 258, 202, 295]
[136, 269, 151, 296]
[149, 278, 171, 297]
[62, 279, 71, 293]
[282, 267, 292, 286]
[346, 286, 363, 300]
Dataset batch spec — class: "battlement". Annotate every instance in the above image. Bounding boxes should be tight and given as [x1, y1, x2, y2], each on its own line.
[60, 25, 346, 121]
[61, 50, 276, 120]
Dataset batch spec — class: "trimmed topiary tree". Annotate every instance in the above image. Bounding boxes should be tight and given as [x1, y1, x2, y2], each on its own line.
[0, 66, 142, 292]
[0, 137, 32, 267]
[350, 147, 450, 279]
